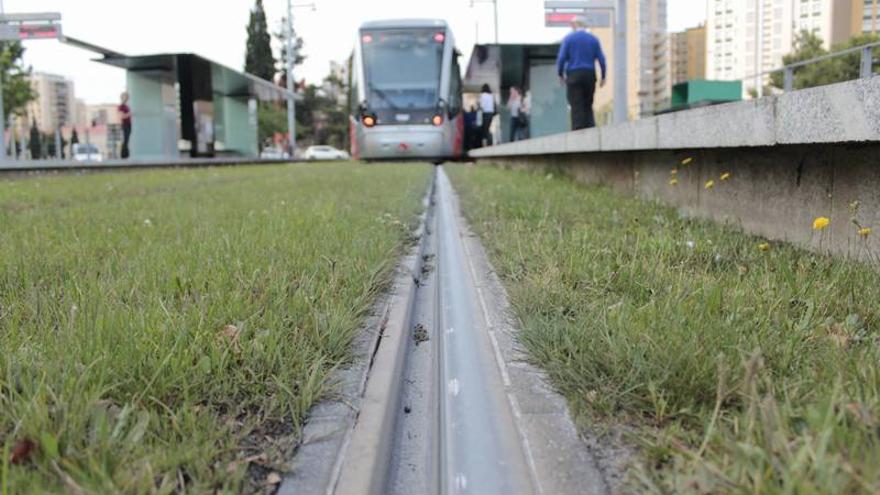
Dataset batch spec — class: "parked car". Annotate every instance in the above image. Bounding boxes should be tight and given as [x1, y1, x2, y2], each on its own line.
[259, 146, 290, 160]
[72, 144, 103, 162]
[303, 145, 350, 161]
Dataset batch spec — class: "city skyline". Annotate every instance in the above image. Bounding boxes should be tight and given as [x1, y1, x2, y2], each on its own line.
[10, 0, 706, 105]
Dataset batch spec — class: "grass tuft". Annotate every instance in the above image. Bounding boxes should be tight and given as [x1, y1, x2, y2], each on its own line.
[448, 164, 880, 494]
[0, 163, 431, 492]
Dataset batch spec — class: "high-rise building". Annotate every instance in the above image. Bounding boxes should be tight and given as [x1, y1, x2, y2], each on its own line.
[670, 25, 707, 86]
[26, 72, 78, 134]
[591, 0, 669, 119]
[706, 0, 855, 96]
[853, 0, 879, 34]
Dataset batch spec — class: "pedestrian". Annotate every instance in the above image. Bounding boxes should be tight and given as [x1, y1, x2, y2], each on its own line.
[464, 105, 479, 151]
[556, 16, 606, 130]
[479, 84, 496, 146]
[118, 92, 132, 159]
[507, 86, 528, 142]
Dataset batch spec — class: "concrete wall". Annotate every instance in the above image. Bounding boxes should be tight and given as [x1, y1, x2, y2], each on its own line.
[472, 76, 880, 261]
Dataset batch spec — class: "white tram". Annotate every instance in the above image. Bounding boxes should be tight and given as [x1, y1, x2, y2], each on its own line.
[350, 19, 465, 162]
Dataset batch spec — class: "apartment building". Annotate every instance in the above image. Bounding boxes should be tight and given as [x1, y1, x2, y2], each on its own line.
[670, 25, 707, 85]
[26, 72, 85, 134]
[590, 0, 669, 119]
[853, 0, 879, 33]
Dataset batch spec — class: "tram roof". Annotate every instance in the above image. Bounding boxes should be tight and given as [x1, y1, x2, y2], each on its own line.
[359, 19, 449, 31]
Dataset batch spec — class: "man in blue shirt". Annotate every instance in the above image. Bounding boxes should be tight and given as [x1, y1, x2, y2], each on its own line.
[556, 16, 607, 130]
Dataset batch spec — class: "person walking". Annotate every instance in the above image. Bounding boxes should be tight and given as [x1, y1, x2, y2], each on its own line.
[118, 92, 133, 159]
[556, 16, 607, 130]
[507, 86, 528, 142]
[478, 84, 496, 147]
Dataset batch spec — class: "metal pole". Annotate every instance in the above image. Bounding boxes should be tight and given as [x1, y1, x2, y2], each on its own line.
[613, 0, 628, 124]
[493, 0, 499, 43]
[783, 67, 794, 92]
[286, 0, 297, 157]
[861, 46, 873, 79]
[0, 0, 6, 161]
[755, 0, 763, 98]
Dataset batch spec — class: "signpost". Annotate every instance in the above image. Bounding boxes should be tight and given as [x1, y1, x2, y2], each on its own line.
[544, 0, 628, 124]
[0, 12, 63, 160]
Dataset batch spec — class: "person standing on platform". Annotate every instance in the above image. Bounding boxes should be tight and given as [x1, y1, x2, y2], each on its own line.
[556, 16, 607, 130]
[478, 84, 496, 147]
[118, 92, 133, 159]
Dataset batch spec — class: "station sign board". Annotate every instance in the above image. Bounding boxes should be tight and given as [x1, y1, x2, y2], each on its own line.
[0, 12, 63, 41]
[545, 1, 614, 28]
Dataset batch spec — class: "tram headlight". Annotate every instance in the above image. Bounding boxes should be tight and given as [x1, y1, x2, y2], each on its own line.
[362, 115, 377, 127]
[432, 114, 444, 127]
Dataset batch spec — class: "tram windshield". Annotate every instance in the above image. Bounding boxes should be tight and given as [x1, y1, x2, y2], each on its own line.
[361, 29, 444, 112]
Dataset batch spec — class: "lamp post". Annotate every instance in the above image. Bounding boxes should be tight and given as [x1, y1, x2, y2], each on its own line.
[285, 1, 315, 158]
[470, 0, 499, 43]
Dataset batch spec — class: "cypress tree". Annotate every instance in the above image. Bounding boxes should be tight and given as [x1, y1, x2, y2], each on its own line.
[245, 0, 275, 81]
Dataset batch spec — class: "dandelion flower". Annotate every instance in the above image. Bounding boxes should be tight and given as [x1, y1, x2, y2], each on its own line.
[704, 180, 715, 190]
[813, 217, 831, 231]
[720, 172, 731, 181]
[669, 178, 679, 186]
[681, 157, 693, 165]
[858, 227, 872, 238]
[143, 219, 153, 226]
[670, 169, 678, 175]
[758, 243, 770, 251]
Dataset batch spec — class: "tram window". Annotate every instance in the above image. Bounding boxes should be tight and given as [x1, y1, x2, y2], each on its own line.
[449, 58, 463, 116]
[361, 30, 444, 110]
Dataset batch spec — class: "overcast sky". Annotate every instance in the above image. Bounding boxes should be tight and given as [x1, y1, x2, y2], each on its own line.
[10, 0, 707, 104]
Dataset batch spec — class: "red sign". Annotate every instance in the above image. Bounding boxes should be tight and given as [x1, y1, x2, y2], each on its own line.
[18, 24, 61, 40]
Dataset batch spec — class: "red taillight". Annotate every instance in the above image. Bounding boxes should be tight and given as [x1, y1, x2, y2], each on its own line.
[434, 32, 445, 43]
[432, 114, 444, 126]
[363, 115, 376, 127]
[362, 34, 373, 44]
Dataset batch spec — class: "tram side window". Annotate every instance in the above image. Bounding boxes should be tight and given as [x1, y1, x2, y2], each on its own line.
[449, 58, 463, 117]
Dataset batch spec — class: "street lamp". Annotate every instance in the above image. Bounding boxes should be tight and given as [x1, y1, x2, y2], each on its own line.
[469, 0, 499, 44]
[285, 0, 316, 158]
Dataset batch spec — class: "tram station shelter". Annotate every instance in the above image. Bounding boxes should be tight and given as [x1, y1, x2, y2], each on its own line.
[463, 43, 567, 143]
[86, 48, 294, 160]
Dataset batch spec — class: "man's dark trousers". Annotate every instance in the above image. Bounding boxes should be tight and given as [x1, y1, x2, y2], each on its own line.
[566, 68, 597, 130]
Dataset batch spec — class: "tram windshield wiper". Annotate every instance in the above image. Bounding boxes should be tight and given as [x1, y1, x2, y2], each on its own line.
[367, 85, 402, 112]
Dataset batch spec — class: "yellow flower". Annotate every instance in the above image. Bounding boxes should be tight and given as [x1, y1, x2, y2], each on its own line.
[669, 178, 679, 186]
[670, 169, 679, 175]
[681, 157, 693, 165]
[858, 227, 872, 238]
[720, 172, 731, 181]
[758, 243, 771, 252]
[813, 217, 831, 231]
[704, 180, 715, 190]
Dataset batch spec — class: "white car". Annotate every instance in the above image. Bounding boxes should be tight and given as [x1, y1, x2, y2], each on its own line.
[72, 144, 103, 162]
[303, 145, 350, 161]
[260, 146, 290, 160]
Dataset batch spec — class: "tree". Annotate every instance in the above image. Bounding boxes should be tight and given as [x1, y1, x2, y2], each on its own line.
[28, 119, 41, 159]
[274, 18, 306, 86]
[0, 41, 37, 121]
[245, 0, 275, 81]
[771, 31, 880, 91]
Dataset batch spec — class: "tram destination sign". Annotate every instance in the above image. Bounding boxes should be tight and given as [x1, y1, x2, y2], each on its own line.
[545, 1, 614, 28]
[0, 12, 63, 41]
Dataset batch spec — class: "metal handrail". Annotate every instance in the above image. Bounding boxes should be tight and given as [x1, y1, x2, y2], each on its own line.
[740, 40, 880, 93]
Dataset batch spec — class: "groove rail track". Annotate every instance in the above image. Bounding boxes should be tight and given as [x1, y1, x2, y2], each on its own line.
[285, 165, 606, 495]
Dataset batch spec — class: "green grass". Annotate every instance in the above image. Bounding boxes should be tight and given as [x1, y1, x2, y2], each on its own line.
[0, 163, 431, 493]
[448, 164, 880, 494]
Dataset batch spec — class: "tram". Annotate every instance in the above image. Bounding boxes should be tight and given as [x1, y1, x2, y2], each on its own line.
[349, 19, 464, 162]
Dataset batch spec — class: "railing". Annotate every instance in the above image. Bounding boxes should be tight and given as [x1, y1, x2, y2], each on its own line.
[743, 40, 880, 94]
